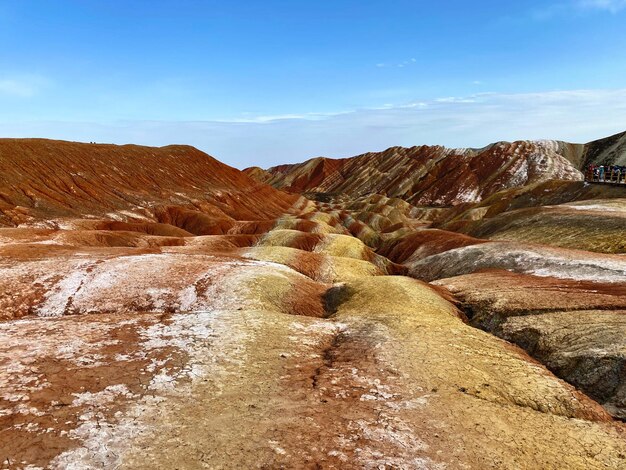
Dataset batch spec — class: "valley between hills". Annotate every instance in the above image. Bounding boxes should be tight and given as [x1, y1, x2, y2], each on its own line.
[1, 132, 626, 469]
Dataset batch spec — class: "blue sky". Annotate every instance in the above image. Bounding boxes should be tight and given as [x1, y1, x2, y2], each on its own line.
[1, 0, 626, 167]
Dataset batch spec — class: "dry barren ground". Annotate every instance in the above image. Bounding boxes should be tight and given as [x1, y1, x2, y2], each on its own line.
[2, 138, 626, 469]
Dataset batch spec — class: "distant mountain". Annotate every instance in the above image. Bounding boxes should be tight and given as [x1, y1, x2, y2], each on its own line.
[245, 140, 584, 206]
[583, 130, 626, 167]
[244, 131, 626, 206]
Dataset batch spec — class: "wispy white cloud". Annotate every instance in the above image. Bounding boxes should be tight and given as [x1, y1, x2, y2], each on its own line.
[223, 111, 351, 123]
[578, 0, 626, 12]
[0, 75, 49, 97]
[533, 0, 626, 19]
[1, 88, 625, 168]
[434, 97, 478, 104]
[376, 58, 417, 68]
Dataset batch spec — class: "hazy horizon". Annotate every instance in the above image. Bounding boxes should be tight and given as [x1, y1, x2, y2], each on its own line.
[1, 0, 626, 167]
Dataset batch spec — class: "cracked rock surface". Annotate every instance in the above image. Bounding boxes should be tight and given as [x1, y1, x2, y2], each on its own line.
[2, 137, 626, 469]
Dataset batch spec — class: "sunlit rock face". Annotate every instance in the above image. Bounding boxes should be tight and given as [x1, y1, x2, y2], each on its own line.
[2, 135, 626, 469]
[0, 138, 302, 228]
[435, 271, 626, 419]
[245, 140, 584, 206]
[457, 199, 626, 254]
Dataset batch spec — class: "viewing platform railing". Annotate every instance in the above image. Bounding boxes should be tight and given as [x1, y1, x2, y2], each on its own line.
[585, 169, 626, 185]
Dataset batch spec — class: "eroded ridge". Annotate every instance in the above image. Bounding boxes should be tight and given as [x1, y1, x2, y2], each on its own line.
[2, 137, 626, 469]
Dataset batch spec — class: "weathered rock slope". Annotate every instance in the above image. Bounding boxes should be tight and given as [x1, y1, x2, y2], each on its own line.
[2, 136, 626, 469]
[246, 140, 584, 206]
[436, 271, 626, 419]
[583, 130, 626, 167]
[0, 138, 299, 227]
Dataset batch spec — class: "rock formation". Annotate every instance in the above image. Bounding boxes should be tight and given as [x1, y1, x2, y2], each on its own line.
[2, 134, 626, 469]
[244, 140, 584, 205]
[583, 130, 626, 167]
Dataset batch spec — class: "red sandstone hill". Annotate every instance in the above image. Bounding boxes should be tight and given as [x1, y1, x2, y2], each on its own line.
[244, 140, 585, 206]
[246, 132, 626, 209]
[2, 135, 626, 469]
[0, 138, 299, 228]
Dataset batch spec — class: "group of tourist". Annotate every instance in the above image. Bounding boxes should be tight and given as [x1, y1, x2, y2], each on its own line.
[586, 164, 626, 184]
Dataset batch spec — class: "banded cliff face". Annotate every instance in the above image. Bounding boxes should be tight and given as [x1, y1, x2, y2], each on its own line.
[2, 136, 626, 469]
[245, 140, 584, 206]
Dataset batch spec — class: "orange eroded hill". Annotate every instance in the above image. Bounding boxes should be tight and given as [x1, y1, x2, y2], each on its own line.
[2, 136, 626, 469]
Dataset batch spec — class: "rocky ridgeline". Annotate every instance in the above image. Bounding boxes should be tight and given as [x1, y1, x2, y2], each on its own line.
[244, 140, 585, 205]
[1, 135, 626, 469]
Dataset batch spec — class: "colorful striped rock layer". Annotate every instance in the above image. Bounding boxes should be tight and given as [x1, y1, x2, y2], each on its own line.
[2, 135, 626, 469]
